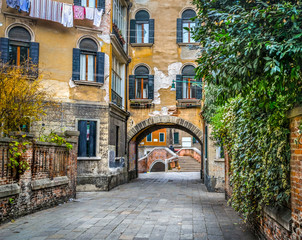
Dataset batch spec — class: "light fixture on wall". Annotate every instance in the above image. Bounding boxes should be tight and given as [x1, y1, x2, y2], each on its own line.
[171, 80, 176, 91]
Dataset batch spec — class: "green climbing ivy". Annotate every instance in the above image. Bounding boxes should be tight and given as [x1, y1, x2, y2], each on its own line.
[192, 0, 302, 219]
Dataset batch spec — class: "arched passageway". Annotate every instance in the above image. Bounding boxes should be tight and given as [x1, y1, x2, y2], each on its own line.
[149, 160, 165, 172]
[127, 116, 203, 181]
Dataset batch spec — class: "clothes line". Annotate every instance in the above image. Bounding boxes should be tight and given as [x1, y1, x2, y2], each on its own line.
[6, 0, 104, 28]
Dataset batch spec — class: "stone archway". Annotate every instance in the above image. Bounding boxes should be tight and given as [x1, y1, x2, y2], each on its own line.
[128, 116, 203, 143]
[127, 116, 204, 181]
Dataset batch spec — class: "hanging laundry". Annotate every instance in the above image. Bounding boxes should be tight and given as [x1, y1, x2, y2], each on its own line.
[6, 0, 20, 9]
[30, 0, 47, 19]
[61, 3, 73, 27]
[50, 1, 62, 23]
[93, 8, 103, 27]
[45, 0, 62, 23]
[74, 6, 85, 20]
[19, 0, 30, 12]
[85, 7, 94, 20]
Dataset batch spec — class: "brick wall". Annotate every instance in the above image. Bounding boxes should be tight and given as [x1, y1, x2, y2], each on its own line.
[224, 106, 302, 240]
[289, 109, 302, 240]
[0, 131, 78, 224]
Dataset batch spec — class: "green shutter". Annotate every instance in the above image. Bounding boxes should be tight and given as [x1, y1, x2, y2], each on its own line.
[72, 48, 80, 80]
[130, 20, 136, 44]
[78, 121, 87, 157]
[177, 18, 183, 43]
[148, 75, 154, 99]
[0, 38, 9, 64]
[149, 19, 154, 44]
[96, 52, 105, 83]
[176, 75, 182, 100]
[129, 75, 135, 99]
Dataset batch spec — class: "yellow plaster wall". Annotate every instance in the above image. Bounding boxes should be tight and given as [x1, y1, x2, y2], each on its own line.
[0, 0, 112, 104]
[128, 0, 202, 129]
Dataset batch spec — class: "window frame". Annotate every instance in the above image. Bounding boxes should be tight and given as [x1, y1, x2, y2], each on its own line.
[135, 76, 149, 99]
[77, 119, 99, 158]
[113, 0, 127, 39]
[136, 21, 149, 44]
[173, 132, 179, 144]
[159, 133, 165, 142]
[146, 133, 152, 142]
[182, 20, 196, 44]
[80, 50, 97, 82]
[80, 0, 97, 8]
[182, 76, 197, 99]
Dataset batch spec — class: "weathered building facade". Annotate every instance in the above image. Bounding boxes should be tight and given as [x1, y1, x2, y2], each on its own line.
[0, 0, 130, 191]
[126, 0, 224, 191]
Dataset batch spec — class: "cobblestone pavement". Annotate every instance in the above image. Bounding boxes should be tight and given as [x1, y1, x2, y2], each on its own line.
[0, 172, 256, 240]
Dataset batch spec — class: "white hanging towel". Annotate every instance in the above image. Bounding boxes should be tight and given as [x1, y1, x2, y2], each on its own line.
[93, 8, 103, 27]
[61, 3, 73, 27]
[85, 7, 94, 20]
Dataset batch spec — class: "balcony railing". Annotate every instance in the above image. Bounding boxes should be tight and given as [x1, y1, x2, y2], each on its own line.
[111, 90, 123, 108]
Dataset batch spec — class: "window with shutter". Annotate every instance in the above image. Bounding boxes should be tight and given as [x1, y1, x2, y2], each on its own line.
[78, 120, 97, 157]
[132, 65, 154, 100]
[159, 133, 165, 142]
[178, 9, 197, 44]
[78, 38, 98, 82]
[131, 10, 154, 45]
[7, 27, 32, 67]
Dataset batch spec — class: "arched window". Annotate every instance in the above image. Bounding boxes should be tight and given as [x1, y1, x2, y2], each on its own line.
[176, 65, 202, 100]
[129, 65, 154, 100]
[72, 37, 105, 83]
[177, 9, 197, 43]
[130, 10, 154, 44]
[79, 38, 97, 81]
[8, 27, 31, 66]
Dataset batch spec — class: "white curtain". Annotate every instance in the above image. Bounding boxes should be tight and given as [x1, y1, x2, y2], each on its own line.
[80, 54, 86, 80]
[87, 55, 94, 81]
[144, 23, 149, 43]
[183, 22, 189, 43]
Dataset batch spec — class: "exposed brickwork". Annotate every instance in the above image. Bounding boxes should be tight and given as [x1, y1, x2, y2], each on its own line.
[290, 115, 302, 240]
[177, 148, 201, 163]
[138, 148, 175, 173]
[0, 133, 78, 224]
[224, 107, 302, 240]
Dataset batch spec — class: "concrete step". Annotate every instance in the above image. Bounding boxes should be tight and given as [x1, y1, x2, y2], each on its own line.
[171, 156, 201, 172]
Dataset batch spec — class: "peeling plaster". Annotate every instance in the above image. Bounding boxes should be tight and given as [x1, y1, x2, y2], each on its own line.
[134, 0, 149, 4]
[101, 54, 110, 103]
[149, 106, 177, 117]
[153, 62, 182, 105]
[97, 34, 110, 44]
[69, 78, 76, 88]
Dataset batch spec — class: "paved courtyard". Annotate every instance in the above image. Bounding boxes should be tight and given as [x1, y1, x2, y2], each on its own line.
[0, 172, 256, 240]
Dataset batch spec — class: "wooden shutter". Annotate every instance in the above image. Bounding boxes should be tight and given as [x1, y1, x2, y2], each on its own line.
[148, 75, 154, 99]
[29, 42, 39, 77]
[176, 74, 182, 99]
[176, 18, 183, 43]
[130, 20, 136, 44]
[78, 121, 87, 157]
[0, 38, 9, 64]
[29, 42, 39, 65]
[72, 48, 80, 80]
[96, 52, 105, 83]
[149, 19, 154, 44]
[74, 0, 81, 6]
[89, 121, 96, 157]
[129, 75, 135, 99]
[97, 0, 105, 11]
[196, 78, 202, 99]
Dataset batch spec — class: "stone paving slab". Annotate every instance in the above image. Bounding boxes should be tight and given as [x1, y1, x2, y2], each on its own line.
[0, 172, 256, 240]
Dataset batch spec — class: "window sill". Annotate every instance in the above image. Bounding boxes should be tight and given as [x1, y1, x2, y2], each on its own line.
[77, 157, 101, 161]
[73, 80, 103, 87]
[130, 43, 153, 47]
[130, 99, 153, 103]
[177, 42, 200, 46]
[177, 99, 200, 103]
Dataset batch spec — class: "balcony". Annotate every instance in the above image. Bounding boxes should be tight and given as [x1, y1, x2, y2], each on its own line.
[112, 23, 126, 47]
[111, 90, 123, 109]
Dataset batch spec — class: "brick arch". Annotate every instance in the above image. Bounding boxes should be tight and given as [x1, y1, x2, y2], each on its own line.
[127, 116, 203, 144]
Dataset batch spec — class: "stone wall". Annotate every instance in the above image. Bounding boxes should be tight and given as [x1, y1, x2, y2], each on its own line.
[0, 131, 78, 224]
